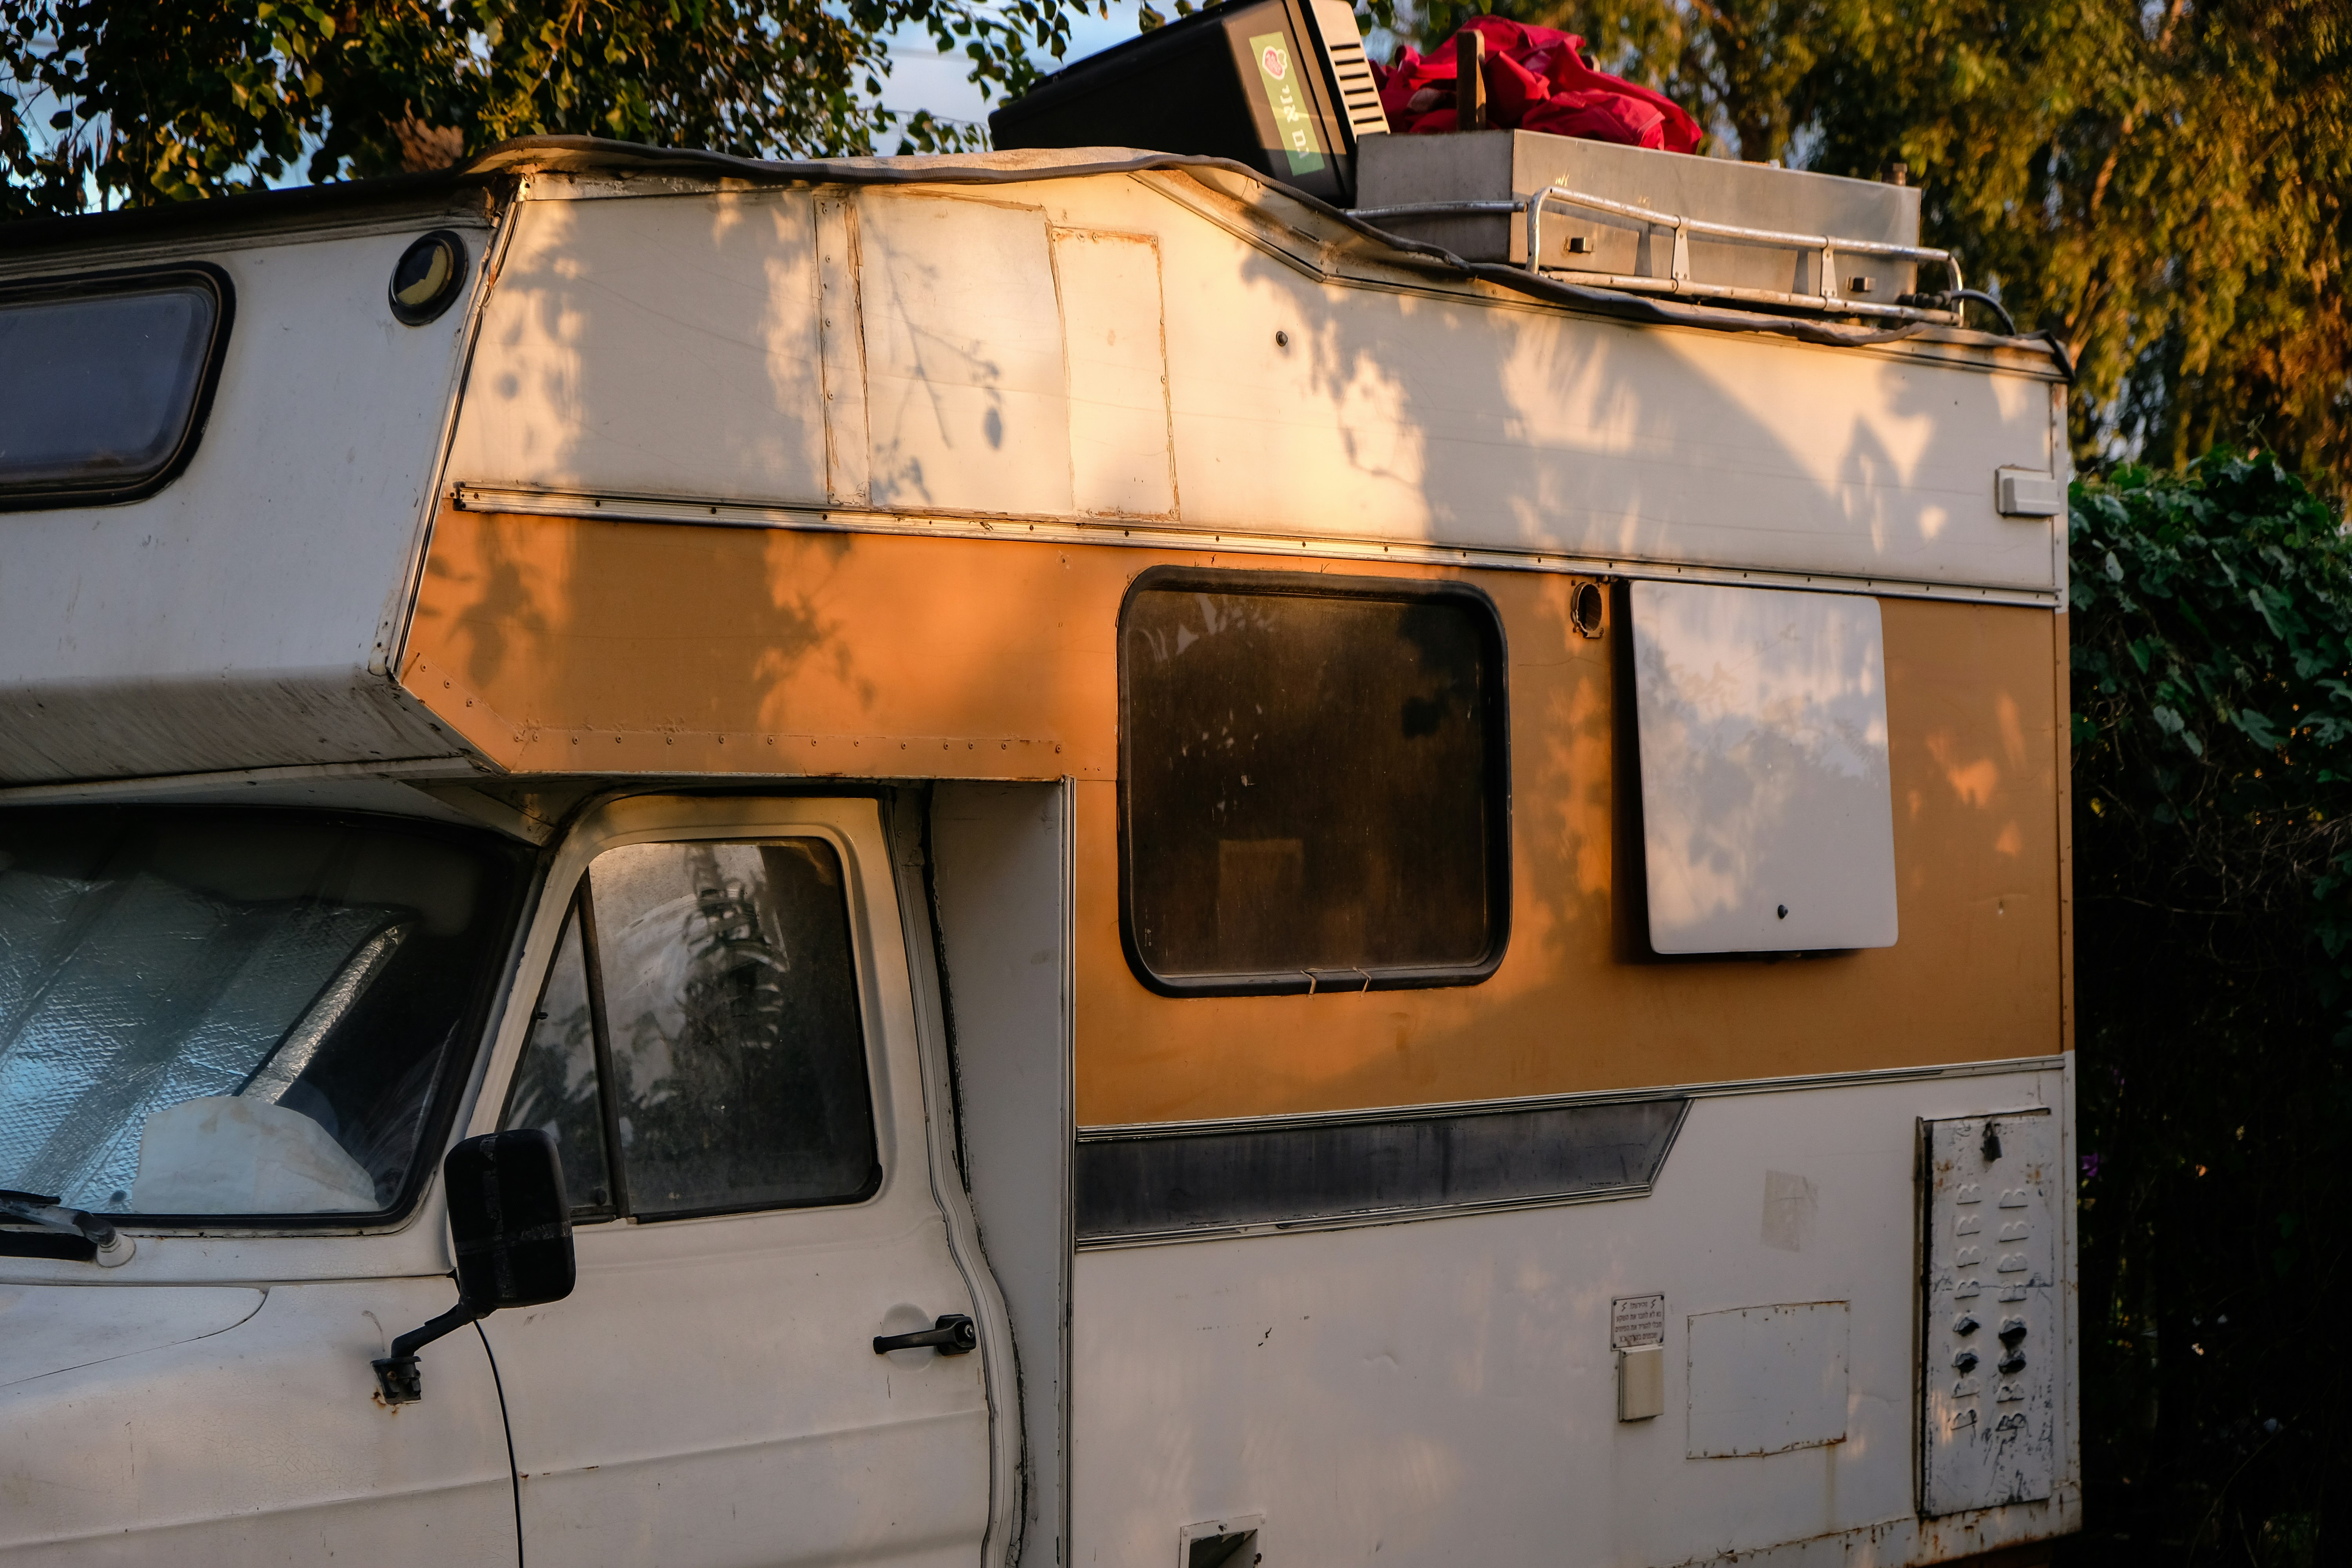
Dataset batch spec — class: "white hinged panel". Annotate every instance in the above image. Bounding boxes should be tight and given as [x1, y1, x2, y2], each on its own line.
[472, 795, 993, 1568]
[1051, 228, 1175, 519]
[1629, 580, 1898, 953]
[1920, 1110, 2059, 1515]
[1685, 1301, 1850, 1458]
[859, 193, 1072, 517]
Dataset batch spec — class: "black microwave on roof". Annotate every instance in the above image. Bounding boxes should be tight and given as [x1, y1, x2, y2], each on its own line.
[988, 0, 1390, 205]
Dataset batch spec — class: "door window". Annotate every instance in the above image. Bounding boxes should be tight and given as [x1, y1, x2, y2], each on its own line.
[503, 906, 612, 1217]
[504, 838, 880, 1222]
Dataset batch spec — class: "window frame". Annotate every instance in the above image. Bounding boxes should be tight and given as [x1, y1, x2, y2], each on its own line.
[0, 262, 236, 513]
[497, 810, 891, 1225]
[1116, 565, 1514, 998]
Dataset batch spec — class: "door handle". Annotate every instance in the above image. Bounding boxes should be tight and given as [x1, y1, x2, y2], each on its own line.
[873, 1314, 977, 1356]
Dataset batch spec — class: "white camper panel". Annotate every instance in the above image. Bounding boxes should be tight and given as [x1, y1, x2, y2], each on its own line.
[445, 170, 2063, 599]
[439, 190, 831, 506]
[0, 213, 489, 783]
[1069, 1063, 2079, 1566]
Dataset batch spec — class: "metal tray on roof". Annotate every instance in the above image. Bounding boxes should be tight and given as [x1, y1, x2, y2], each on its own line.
[1354, 129, 1958, 321]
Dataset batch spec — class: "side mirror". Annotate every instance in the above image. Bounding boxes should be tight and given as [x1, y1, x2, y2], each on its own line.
[446, 1127, 576, 1311]
[372, 1129, 575, 1405]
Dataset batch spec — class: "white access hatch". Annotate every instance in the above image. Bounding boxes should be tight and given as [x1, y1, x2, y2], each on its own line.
[1628, 580, 1898, 953]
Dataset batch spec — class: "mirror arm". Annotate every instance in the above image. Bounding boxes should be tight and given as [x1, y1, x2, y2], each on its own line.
[370, 1127, 575, 1407]
[372, 1298, 484, 1405]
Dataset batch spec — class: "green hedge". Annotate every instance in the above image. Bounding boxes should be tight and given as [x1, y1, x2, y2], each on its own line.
[2066, 454, 2352, 1565]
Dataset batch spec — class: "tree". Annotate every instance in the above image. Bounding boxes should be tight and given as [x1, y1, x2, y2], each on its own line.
[2, 0, 1091, 219]
[2067, 453, 2352, 1560]
[1404, 0, 2352, 498]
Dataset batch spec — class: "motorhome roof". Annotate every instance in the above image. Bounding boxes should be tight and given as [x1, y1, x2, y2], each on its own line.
[0, 135, 2065, 378]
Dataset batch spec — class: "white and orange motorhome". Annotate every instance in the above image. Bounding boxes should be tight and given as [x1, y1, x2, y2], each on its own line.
[0, 128, 2075, 1567]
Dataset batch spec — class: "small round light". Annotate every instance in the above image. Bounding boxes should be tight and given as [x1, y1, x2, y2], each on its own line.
[389, 230, 468, 325]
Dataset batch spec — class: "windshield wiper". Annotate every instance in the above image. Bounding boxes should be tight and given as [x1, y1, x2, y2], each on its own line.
[0, 1189, 136, 1267]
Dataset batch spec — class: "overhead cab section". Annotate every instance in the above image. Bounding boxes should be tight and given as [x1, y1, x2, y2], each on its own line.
[0, 193, 494, 785]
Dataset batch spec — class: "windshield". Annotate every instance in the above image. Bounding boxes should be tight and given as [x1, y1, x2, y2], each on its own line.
[0, 808, 525, 1222]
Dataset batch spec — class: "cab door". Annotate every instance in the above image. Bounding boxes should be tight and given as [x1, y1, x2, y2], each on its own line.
[476, 797, 995, 1568]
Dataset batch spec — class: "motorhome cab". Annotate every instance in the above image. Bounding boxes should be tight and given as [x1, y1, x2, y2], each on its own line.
[0, 116, 2074, 1567]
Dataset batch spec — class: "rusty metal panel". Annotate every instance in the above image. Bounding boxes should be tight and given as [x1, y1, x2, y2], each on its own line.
[1920, 1109, 2058, 1514]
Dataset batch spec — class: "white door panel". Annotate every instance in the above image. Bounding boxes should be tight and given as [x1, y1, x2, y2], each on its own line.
[501, 1218, 989, 1567]
[1920, 1109, 2060, 1514]
[481, 798, 991, 1568]
[927, 782, 1072, 1568]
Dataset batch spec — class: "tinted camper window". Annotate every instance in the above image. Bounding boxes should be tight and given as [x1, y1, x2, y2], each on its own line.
[1120, 570, 1510, 995]
[0, 267, 230, 509]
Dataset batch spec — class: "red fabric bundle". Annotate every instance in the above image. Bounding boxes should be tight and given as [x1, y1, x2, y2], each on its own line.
[1373, 17, 1702, 154]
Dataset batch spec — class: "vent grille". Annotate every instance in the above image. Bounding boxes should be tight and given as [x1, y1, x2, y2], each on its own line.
[1309, 0, 1391, 139]
[1328, 40, 1390, 136]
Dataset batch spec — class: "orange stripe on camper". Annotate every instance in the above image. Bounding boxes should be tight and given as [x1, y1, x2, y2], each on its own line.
[403, 507, 2064, 1114]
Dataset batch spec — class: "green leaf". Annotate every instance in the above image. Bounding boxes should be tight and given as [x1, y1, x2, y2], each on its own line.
[2236, 708, 2285, 750]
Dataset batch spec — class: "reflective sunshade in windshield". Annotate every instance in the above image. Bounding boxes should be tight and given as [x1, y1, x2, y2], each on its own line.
[0, 267, 230, 509]
[0, 810, 523, 1221]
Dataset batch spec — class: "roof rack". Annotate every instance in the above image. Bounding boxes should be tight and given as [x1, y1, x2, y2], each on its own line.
[1354, 183, 1964, 324]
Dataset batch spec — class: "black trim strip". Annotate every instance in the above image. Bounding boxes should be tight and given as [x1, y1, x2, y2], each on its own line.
[573, 882, 632, 1222]
[1074, 1094, 1686, 1244]
[0, 1228, 98, 1262]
